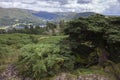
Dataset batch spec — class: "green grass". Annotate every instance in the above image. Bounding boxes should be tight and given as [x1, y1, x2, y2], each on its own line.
[72, 68, 107, 75]
[0, 64, 7, 73]
[38, 36, 67, 44]
[0, 34, 31, 73]
[69, 67, 116, 80]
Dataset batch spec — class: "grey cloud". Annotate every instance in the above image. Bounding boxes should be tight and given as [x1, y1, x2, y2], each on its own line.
[105, 4, 120, 15]
[38, 0, 68, 4]
[118, 0, 120, 2]
[56, 0, 68, 4]
[77, 0, 92, 4]
[21, 1, 36, 4]
[0, 0, 120, 15]
[0, 0, 20, 2]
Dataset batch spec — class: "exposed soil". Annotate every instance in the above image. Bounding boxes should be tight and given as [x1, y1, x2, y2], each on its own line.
[0, 65, 111, 80]
[55, 73, 110, 80]
[0, 64, 20, 80]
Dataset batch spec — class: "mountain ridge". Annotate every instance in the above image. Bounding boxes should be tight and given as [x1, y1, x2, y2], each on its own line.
[0, 7, 44, 26]
[32, 11, 96, 21]
[0, 7, 97, 26]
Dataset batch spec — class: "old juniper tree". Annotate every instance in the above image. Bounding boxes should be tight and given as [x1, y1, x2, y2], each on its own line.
[64, 14, 120, 67]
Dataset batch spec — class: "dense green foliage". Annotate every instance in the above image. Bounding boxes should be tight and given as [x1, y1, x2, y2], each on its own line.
[0, 34, 37, 66]
[60, 14, 120, 79]
[0, 34, 29, 72]
[17, 44, 74, 79]
[63, 14, 120, 67]
[0, 34, 72, 79]
[15, 35, 74, 79]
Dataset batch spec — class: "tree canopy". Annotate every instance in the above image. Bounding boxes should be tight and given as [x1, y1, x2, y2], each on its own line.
[64, 14, 120, 67]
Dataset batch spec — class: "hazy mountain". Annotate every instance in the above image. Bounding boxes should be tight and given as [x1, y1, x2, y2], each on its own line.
[74, 12, 96, 18]
[0, 7, 44, 26]
[0, 7, 96, 26]
[32, 11, 60, 20]
[32, 11, 96, 21]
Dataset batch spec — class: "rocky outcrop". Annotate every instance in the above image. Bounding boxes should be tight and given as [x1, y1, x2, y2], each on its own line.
[54, 73, 110, 80]
[0, 64, 21, 80]
[0, 65, 111, 80]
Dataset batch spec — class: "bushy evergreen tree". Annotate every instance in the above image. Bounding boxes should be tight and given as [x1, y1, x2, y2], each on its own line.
[64, 14, 120, 67]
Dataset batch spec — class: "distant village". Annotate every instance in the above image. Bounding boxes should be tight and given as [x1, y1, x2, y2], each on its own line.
[0, 23, 46, 33]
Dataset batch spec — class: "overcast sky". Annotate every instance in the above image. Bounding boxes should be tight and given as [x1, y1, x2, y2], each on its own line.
[0, 0, 120, 15]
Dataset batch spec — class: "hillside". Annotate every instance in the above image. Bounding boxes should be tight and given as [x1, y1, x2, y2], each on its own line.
[0, 7, 97, 26]
[32, 11, 60, 20]
[74, 12, 96, 18]
[32, 11, 96, 21]
[0, 8, 44, 26]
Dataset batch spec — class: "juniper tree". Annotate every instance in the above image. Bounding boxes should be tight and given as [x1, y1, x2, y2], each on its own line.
[64, 14, 120, 67]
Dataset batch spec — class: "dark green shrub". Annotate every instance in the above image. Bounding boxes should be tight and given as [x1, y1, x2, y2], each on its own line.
[29, 35, 39, 43]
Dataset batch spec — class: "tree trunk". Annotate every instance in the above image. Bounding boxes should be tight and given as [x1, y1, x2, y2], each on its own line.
[96, 47, 108, 68]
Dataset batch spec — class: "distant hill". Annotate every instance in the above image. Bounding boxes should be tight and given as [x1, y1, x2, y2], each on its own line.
[32, 11, 96, 21]
[32, 11, 60, 20]
[74, 12, 96, 18]
[0, 8, 44, 26]
[0, 7, 97, 26]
